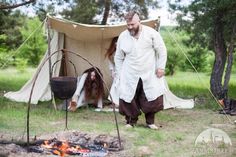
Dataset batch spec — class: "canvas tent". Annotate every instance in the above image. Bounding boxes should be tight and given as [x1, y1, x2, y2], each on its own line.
[4, 15, 194, 109]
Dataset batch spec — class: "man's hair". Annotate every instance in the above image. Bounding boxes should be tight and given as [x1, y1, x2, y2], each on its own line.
[124, 11, 140, 21]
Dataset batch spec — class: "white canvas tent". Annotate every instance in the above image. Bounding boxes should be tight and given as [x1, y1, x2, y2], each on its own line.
[4, 15, 194, 109]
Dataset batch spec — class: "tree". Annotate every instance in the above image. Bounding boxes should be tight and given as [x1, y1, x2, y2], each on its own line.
[0, 0, 36, 10]
[16, 17, 47, 66]
[0, 0, 70, 21]
[161, 26, 189, 75]
[184, 44, 209, 72]
[61, 0, 160, 25]
[169, 0, 236, 99]
[0, 10, 25, 68]
[0, 10, 46, 68]
[101, 0, 111, 25]
[0, 10, 24, 49]
[62, 0, 100, 24]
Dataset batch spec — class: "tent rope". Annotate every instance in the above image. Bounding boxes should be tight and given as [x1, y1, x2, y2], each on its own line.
[165, 27, 233, 124]
[0, 18, 47, 69]
[1, 17, 48, 140]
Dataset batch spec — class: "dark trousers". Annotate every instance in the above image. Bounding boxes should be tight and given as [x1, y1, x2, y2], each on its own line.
[119, 79, 163, 125]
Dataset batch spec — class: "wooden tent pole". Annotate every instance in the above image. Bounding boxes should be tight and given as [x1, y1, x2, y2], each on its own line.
[47, 17, 57, 110]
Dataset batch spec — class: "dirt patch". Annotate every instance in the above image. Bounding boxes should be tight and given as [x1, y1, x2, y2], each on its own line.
[1, 108, 236, 157]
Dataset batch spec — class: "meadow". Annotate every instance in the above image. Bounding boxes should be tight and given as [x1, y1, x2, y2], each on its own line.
[0, 68, 236, 157]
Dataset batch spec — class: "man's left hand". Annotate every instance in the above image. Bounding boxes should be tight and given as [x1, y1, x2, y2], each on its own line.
[156, 69, 165, 78]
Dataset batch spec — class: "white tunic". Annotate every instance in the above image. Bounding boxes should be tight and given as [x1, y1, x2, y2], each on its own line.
[107, 59, 120, 106]
[114, 25, 167, 103]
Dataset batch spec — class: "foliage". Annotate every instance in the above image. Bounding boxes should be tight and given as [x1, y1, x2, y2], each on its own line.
[0, 10, 25, 68]
[61, 0, 160, 24]
[15, 58, 28, 72]
[0, 16, 47, 68]
[184, 44, 210, 72]
[109, 0, 160, 20]
[169, 0, 236, 50]
[1, 0, 161, 23]
[168, 0, 236, 99]
[0, 10, 25, 50]
[15, 17, 47, 67]
[161, 26, 185, 75]
[61, 0, 100, 24]
[161, 26, 210, 74]
[0, 0, 35, 9]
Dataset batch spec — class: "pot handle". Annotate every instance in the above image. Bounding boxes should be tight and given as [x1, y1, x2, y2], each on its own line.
[51, 59, 77, 77]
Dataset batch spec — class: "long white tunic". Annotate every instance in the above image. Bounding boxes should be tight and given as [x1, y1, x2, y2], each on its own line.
[114, 25, 167, 103]
[107, 59, 120, 106]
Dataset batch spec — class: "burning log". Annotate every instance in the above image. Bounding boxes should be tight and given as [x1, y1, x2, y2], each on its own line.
[0, 131, 123, 156]
[0, 139, 45, 147]
[27, 138, 108, 157]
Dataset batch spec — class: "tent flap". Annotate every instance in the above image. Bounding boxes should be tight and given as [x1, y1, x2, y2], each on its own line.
[48, 16, 159, 41]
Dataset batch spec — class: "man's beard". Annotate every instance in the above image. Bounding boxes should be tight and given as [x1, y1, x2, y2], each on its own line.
[128, 25, 139, 36]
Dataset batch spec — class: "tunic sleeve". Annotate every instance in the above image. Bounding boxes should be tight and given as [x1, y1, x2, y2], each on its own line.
[153, 32, 167, 70]
[114, 36, 125, 77]
[74, 73, 88, 96]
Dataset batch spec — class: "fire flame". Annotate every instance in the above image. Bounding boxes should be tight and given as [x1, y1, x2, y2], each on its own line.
[41, 140, 90, 156]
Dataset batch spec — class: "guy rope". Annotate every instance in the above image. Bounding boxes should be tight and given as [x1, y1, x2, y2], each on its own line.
[165, 27, 234, 124]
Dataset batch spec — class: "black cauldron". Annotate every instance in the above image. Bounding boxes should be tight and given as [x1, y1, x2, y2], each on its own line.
[50, 76, 77, 100]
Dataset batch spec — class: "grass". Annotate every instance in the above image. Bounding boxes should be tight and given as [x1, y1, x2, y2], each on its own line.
[0, 67, 35, 91]
[0, 68, 236, 157]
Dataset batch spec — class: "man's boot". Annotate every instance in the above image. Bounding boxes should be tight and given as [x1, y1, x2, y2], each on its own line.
[219, 99, 231, 114]
[230, 100, 236, 116]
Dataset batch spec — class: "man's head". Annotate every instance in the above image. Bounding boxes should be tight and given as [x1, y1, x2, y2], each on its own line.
[124, 11, 141, 36]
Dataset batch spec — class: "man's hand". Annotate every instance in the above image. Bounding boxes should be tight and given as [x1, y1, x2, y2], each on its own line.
[156, 69, 165, 78]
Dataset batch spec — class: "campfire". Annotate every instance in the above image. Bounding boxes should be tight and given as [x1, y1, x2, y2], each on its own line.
[0, 131, 122, 157]
[28, 138, 108, 157]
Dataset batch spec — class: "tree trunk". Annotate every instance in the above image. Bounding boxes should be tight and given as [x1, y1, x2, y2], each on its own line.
[101, 0, 111, 25]
[210, 12, 227, 99]
[223, 24, 236, 93]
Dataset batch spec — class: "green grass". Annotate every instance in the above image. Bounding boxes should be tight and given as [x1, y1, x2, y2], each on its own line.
[0, 68, 236, 157]
[166, 71, 236, 110]
[166, 71, 236, 97]
[0, 67, 35, 91]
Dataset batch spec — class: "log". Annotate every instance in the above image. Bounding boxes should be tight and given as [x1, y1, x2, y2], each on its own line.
[0, 139, 45, 147]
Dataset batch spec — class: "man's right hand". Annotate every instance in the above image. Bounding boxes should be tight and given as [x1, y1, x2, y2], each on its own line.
[156, 69, 165, 78]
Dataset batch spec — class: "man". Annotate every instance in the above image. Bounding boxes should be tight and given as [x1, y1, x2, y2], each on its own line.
[114, 11, 167, 129]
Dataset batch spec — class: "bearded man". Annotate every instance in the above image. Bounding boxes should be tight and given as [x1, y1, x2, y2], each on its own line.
[114, 11, 167, 129]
